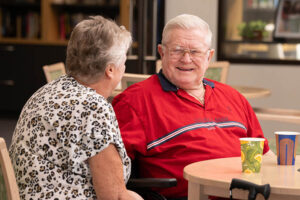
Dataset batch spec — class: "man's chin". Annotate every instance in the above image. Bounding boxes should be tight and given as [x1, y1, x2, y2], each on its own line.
[175, 82, 197, 90]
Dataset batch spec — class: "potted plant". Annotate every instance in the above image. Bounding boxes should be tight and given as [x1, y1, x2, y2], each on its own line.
[237, 20, 268, 41]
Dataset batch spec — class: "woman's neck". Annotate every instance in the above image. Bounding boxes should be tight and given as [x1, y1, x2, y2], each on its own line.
[76, 77, 112, 99]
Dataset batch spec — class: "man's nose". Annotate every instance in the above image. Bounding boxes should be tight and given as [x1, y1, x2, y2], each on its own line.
[181, 51, 193, 62]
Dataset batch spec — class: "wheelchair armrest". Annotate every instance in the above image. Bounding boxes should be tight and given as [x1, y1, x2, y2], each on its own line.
[127, 178, 177, 189]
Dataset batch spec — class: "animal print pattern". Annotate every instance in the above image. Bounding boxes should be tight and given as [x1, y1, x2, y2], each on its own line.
[9, 75, 131, 199]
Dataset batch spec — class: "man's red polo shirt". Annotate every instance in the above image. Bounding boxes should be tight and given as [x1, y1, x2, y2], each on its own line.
[112, 71, 269, 198]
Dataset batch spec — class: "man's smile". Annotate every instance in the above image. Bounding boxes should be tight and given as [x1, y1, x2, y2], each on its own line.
[176, 67, 194, 71]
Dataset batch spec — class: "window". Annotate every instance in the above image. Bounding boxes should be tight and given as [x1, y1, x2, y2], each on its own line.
[218, 0, 300, 64]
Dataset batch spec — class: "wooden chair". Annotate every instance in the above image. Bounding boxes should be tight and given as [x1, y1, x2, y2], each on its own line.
[156, 60, 162, 73]
[111, 73, 151, 98]
[0, 137, 20, 200]
[121, 73, 151, 90]
[43, 62, 66, 83]
[205, 61, 230, 83]
[155, 60, 230, 83]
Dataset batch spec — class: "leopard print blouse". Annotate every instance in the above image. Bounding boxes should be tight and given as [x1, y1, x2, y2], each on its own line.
[9, 75, 131, 200]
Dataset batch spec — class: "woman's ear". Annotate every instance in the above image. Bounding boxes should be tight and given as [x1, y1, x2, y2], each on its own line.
[105, 63, 115, 78]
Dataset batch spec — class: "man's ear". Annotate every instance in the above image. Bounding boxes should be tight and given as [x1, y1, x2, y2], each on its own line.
[105, 63, 115, 78]
[208, 49, 215, 62]
[157, 44, 164, 59]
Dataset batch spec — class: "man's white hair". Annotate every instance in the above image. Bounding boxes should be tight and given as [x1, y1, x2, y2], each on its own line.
[162, 14, 212, 46]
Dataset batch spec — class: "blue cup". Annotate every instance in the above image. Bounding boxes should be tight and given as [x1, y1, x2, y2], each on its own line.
[275, 131, 300, 165]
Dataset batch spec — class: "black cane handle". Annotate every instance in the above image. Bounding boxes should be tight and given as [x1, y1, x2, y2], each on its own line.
[229, 178, 271, 200]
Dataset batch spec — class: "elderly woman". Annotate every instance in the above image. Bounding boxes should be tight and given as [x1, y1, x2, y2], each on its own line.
[9, 16, 142, 200]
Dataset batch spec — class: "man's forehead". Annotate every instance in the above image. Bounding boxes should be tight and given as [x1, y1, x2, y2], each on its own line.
[165, 28, 210, 48]
[167, 43, 207, 49]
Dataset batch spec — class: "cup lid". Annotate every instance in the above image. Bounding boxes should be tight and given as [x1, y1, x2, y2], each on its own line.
[240, 137, 265, 141]
[274, 131, 300, 135]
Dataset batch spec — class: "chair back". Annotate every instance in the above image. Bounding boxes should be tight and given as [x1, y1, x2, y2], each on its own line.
[205, 61, 230, 83]
[121, 73, 151, 90]
[0, 137, 20, 200]
[43, 62, 66, 83]
[155, 60, 162, 73]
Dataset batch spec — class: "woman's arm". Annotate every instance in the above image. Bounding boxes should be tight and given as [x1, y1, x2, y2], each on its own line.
[89, 144, 143, 200]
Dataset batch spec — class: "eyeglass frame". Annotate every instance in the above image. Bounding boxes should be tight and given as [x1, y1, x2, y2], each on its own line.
[162, 44, 212, 61]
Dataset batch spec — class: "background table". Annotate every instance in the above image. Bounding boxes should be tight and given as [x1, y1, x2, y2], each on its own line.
[253, 107, 300, 124]
[232, 85, 271, 99]
[183, 155, 300, 200]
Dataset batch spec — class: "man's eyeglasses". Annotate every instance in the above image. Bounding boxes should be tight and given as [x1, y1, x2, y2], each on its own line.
[163, 45, 211, 61]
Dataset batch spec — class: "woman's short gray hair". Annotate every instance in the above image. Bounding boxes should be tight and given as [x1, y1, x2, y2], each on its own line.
[66, 16, 132, 84]
[162, 14, 212, 46]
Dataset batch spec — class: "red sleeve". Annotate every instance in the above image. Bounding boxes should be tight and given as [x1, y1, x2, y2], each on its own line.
[112, 94, 147, 160]
[243, 97, 270, 154]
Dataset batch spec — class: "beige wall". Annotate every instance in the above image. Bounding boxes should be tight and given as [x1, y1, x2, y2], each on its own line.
[165, 0, 300, 138]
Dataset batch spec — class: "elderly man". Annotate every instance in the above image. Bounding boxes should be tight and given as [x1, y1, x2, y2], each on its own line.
[113, 14, 272, 200]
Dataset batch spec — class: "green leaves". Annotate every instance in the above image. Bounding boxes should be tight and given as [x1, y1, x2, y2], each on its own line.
[237, 20, 268, 40]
